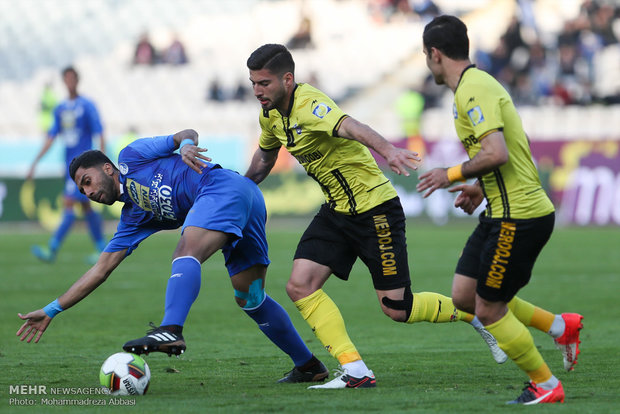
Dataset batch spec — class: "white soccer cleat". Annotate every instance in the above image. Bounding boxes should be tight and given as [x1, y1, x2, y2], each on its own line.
[474, 325, 508, 364]
[308, 368, 376, 389]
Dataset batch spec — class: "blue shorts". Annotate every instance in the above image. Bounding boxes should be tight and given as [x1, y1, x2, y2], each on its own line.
[182, 168, 270, 276]
[65, 177, 89, 202]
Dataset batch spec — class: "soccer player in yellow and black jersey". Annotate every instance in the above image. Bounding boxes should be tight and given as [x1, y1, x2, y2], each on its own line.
[417, 16, 583, 404]
[245, 43, 510, 389]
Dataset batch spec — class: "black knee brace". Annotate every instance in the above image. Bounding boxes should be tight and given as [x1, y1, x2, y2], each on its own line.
[381, 286, 413, 321]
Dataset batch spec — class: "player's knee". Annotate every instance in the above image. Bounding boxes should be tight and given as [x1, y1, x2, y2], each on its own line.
[234, 279, 265, 310]
[380, 287, 413, 323]
[285, 279, 307, 302]
[452, 295, 471, 313]
[382, 306, 407, 323]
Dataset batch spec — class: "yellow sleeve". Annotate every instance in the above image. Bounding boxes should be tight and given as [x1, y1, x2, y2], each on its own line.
[258, 112, 281, 151]
[299, 92, 347, 137]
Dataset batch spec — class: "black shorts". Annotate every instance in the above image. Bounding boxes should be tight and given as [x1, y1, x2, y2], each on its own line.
[455, 212, 555, 302]
[294, 197, 411, 291]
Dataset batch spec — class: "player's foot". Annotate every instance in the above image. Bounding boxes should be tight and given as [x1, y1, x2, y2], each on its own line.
[307, 368, 376, 389]
[123, 323, 186, 356]
[554, 313, 583, 371]
[278, 356, 329, 383]
[31, 245, 56, 263]
[473, 325, 508, 364]
[507, 380, 565, 404]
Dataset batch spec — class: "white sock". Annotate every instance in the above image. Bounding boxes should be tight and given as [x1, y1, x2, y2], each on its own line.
[470, 316, 484, 329]
[548, 315, 565, 338]
[342, 360, 371, 378]
[537, 375, 559, 390]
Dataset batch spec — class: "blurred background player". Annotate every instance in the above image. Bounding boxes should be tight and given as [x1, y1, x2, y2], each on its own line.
[17, 129, 328, 384]
[27, 66, 107, 264]
[417, 15, 583, 404]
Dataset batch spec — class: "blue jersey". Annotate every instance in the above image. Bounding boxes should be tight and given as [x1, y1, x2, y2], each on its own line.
[49, 96, 103, 178]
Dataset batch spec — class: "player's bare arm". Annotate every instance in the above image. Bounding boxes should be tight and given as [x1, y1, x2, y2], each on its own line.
[417, 131, 509, 198]
[173, 129, 212, 174]
[26, 137, 55, 180]
[245, 147, 279, 184]
[16, 249, 127, 343]
[337, 117, 420, 176]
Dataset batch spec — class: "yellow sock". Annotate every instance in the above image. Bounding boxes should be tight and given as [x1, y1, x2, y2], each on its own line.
[485, 310, 552, 383]
[508, 296, 555, 333]
[407, 292, 473, 324]
[294, 289, 361, 365]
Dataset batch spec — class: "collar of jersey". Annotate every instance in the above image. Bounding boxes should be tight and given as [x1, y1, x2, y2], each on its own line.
[282, 83, 299, 117]
[455, 64, 476, 93]
[118, 175, 130, 203]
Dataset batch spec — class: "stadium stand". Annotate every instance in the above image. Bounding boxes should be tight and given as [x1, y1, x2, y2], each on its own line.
[0, 0, 618, 165]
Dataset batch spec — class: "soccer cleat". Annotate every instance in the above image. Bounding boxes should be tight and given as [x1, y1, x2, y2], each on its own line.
[507, 380, 565, 405]
[278, 357, 329, 383]
[31, 245, 56, 263]
[123, 323, 186, 356]
[307, 368, 376, 389]
[554, 313, 583, 371]
[473, 325, 508, 364]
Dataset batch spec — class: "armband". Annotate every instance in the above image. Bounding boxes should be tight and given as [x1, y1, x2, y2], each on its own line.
[179, 138, 195, 149]
[447, 164, 465, 183]
[43, 298, 64, 318]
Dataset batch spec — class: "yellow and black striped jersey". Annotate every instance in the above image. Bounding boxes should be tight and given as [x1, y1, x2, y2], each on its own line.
[453, 66, 554, 219]
[259, 83, 397, 215]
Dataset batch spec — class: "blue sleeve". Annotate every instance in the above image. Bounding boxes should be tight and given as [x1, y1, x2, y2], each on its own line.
[121, 135, 176, 162]
[104, 219, 160, 257]
[86, 101, 103, 135]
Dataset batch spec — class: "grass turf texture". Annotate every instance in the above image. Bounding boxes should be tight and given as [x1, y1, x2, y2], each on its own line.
[1, 220, 619, 413]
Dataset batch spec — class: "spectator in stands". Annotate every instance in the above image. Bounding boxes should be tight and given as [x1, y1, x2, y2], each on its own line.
[163, 34, 188, 65]
[207, 79, 225, 102]
[233, 82, 250, 101]
[286, 16, 313, 50]
[133, 32, 158, 65]
[412, 0, 441, 21]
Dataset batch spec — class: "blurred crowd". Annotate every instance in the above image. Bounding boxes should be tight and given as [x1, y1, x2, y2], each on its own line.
[473, 0, 620, 106]
[133, 31, 188, 66]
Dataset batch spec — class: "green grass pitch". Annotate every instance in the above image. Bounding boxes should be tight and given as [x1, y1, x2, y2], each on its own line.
[1, 220, 619, 413]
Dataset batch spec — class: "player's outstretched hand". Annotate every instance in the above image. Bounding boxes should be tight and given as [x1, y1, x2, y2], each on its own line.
[416, 168, 451, 198]
[180, 144, 212, 174]
[17, 310, 52, 343]
[449, 183, 484, 215]
[385, 147, 420, 177]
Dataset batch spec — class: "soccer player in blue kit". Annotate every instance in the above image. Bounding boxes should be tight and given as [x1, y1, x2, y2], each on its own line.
[17, 129, 329, 384]
[27, 66, 107, 264]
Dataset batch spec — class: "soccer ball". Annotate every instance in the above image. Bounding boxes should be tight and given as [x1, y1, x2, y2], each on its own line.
[99, 352, 150, 395]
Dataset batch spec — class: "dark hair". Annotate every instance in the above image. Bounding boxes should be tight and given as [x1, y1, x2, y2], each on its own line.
[423, 15, 469, 60]
[69, 150, 116, 181]
[247, 44, 295, 76]
[62, 65, 79, 79]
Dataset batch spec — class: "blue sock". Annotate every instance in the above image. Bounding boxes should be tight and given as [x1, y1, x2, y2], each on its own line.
[49, 210, 76, 252]
[161, 256, 202, 327]
[244, 295, 313, 367]
[85, 210, 106, 251]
